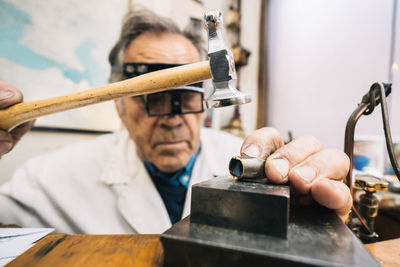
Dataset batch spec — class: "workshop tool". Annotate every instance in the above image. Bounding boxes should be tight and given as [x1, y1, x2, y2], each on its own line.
[0, 10, 251, 132]
[203, 10, 251, 108]
[344, 82, 400, 243]
[352, 174, 388, 243]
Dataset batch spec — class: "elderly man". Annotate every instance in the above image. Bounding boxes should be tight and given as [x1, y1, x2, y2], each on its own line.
[0, 10, 351, 234]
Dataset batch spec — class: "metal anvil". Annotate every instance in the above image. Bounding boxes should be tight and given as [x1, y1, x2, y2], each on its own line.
[161, 176, 380, 266]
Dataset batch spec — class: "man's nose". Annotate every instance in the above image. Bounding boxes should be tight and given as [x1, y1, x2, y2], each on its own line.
[159, 114, 184, 129]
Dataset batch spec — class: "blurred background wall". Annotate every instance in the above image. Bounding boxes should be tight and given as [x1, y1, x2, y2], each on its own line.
[267, 0, 400, 150]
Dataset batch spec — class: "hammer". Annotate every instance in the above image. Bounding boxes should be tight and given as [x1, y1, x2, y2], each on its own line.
[0, 10, 251, 131]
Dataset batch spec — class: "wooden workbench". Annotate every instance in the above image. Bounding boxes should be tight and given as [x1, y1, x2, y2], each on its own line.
[6, 234, 163, 267]
[5, 234, 399, 267]
[366, 238, 400, 267]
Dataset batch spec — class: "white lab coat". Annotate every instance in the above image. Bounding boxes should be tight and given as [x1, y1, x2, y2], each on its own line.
[0, 128, 242, 234]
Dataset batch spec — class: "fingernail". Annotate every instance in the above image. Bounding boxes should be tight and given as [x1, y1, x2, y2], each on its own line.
[294, 166, 316, 183]
[0, 90, 14, 100]
[271, 158, 289, 180]
[243, 144, 260, 158]
[0, 142, 12, 155]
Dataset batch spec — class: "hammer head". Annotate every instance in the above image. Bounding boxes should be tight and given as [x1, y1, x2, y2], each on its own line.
[203, 10, 252, 108]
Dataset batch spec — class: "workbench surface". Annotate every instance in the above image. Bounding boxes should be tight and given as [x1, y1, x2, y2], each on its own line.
[5, 233, 399, 267]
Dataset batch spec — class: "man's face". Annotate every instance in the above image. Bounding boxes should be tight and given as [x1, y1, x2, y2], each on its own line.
[117, 32, 204, 173]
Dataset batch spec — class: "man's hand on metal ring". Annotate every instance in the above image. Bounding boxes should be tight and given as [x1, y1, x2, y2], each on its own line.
[240, 127, 352, 222]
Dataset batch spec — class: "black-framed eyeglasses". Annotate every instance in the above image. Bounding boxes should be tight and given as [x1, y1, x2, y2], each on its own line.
[143, 89, 204, 117]
[122, 63, 204, 117]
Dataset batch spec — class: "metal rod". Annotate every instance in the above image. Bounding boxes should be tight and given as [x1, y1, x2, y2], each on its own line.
[344, 102, 369, 196]
[352, 204, 372, 234]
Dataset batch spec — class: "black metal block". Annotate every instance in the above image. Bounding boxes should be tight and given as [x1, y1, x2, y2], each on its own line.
[161, 206, 380, 267]
[190, 176, 289, 238]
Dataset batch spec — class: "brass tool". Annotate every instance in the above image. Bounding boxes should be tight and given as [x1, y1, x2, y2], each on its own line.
[0, 10, 251, 132]
[344, 82, 400, 243]
[353, 174, 388, 243]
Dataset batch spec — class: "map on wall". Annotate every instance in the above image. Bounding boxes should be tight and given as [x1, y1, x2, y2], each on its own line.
[0, 0, 128, 131]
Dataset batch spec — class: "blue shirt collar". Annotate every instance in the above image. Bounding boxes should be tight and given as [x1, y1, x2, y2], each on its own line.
[144, 145, 201, 188]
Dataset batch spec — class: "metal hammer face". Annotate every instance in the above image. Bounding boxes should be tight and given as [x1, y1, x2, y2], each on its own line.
[203, 10, 252, 108]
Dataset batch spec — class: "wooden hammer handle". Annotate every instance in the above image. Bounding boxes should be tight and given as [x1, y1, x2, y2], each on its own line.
[0, 61, 211, 131]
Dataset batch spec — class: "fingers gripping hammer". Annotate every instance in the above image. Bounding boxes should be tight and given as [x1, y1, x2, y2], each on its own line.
[0, 10, 251, 131]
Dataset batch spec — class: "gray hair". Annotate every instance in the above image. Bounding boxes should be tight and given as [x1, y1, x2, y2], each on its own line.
[108, 9, 206, 83]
